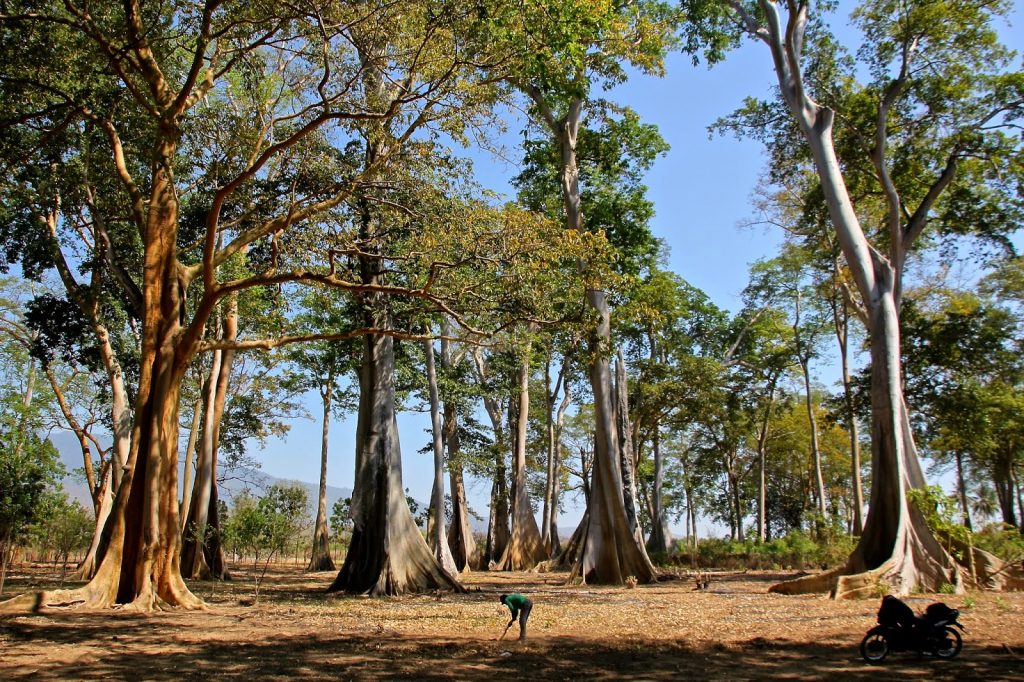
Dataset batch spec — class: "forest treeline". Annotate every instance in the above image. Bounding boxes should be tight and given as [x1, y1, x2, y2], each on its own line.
[1, 0, 1023, 610]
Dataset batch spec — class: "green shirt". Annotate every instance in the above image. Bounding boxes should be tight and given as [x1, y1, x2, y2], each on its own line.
[503, 593, 529, 619]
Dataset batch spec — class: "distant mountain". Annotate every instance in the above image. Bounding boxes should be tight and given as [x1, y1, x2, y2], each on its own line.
[48, 431, 352, 520]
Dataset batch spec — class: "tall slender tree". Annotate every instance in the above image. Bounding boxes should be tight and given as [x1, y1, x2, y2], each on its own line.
[722, 0, 1024, 595]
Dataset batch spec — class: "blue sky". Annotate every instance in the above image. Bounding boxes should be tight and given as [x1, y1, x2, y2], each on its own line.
[252, 1, 1024, 535]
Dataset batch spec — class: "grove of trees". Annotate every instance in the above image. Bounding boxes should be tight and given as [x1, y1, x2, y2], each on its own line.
[0, 0, 1022, 612]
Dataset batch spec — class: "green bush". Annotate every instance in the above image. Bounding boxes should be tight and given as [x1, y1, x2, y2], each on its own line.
[972, 523, 1024, 562]
[691, 530, 856, 570]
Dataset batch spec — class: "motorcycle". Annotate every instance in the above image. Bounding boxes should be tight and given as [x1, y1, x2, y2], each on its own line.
[860, 595, 965, 662]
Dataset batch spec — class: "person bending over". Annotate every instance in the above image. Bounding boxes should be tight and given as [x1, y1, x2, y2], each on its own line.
[500, 593, 533, 642]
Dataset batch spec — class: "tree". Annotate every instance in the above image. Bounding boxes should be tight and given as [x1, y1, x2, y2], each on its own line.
[422, 330, 459, 575]
[0, 391, 63, 594]
[285, 289, 359, 572]
[222, 485, 308, 602]
[744, 247, 833, 527]
[723, 0, 1024, 595]
[438, 326, 482, 571]
[32, 494, 94, 585]
[618, 268, 730, 552]
[489, 0, 687, 584]
[0, 0, 539, 610]
[900, 289, 1023, 531]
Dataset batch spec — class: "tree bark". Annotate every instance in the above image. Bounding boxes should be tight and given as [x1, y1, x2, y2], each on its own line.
[531, 88, 653, 585]
[307, 378, 337, 572]
[4, 137, 206, 611]
[424, 335, 458, 575]
[495, 343, 545, 570]
[441, 334, 479, 571]
[735, 0, 992, 597]
[615, 351, 640, 536]
[475, 350, 510, 565]
[328, 329, 461, 595]
[647, 423, 672, 554]
[328, 167, 460, 594]
[574, 292, 656, 584]
[181, 296, 236, 581]
[178, 392, 203, 529]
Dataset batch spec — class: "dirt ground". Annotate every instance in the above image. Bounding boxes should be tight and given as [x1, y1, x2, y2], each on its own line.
[1, 562, 1022, 681]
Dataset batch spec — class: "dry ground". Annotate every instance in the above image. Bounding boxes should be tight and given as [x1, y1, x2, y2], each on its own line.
[1, 561, 1022, 680]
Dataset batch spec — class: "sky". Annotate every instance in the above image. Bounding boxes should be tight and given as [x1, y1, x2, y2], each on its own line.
[250, 1, 1024, 536]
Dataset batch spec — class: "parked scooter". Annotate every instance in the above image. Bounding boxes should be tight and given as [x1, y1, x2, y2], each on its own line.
[860, 595, 965, 662]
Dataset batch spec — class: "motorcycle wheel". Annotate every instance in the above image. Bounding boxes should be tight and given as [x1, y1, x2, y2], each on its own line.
[860, 632, 889, 662]
[933, 626, 963, 659]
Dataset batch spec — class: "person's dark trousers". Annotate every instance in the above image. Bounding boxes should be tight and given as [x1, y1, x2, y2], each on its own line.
[518, 599, 533, 641]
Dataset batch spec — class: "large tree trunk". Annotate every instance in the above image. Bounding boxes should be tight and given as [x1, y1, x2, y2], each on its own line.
[308, 379, 337, 572]
[541, 93, 652, 585]
[327, 329, 461, 595]
[495, 344, 545, 571]
[647, 423, 672, 554]
[181, 297, 236, 581]
[743, 2, 992, 597]
[773, 285, 963, 597]
[573, 292, 656, 584]
[475, 351, 510, 565]
[178, 392, 203, 528]
[424, 335, 458, 575]
[442, 336, 479, 571]
[1, 142, 205, 612]
[615, 351, 640, 536]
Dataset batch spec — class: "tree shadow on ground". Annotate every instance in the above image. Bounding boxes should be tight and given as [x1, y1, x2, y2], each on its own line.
[2, 612, 1020, 681]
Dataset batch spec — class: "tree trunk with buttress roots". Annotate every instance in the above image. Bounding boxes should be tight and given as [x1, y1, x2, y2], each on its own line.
[572, 291, 656, 584]
[730, 0, 1023, 597]
[2, 142, 205, 612]
[327, 327, 462, 595]
[766, 111, 1015, 596]
[424, 335, 459, 576]
[495, 343, 545, 571]
[535, 90, 653, 585]
[307, 379, 337, 572]
[442, 336, 479, 571]
[615, 350, 642, 540]
[769, 133, 963, 597]
[474, 350, 509, 566]
[181, 297, 236, 581]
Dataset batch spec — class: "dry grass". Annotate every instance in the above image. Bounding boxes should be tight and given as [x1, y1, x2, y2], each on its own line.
[1, 562, 1022, 680]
